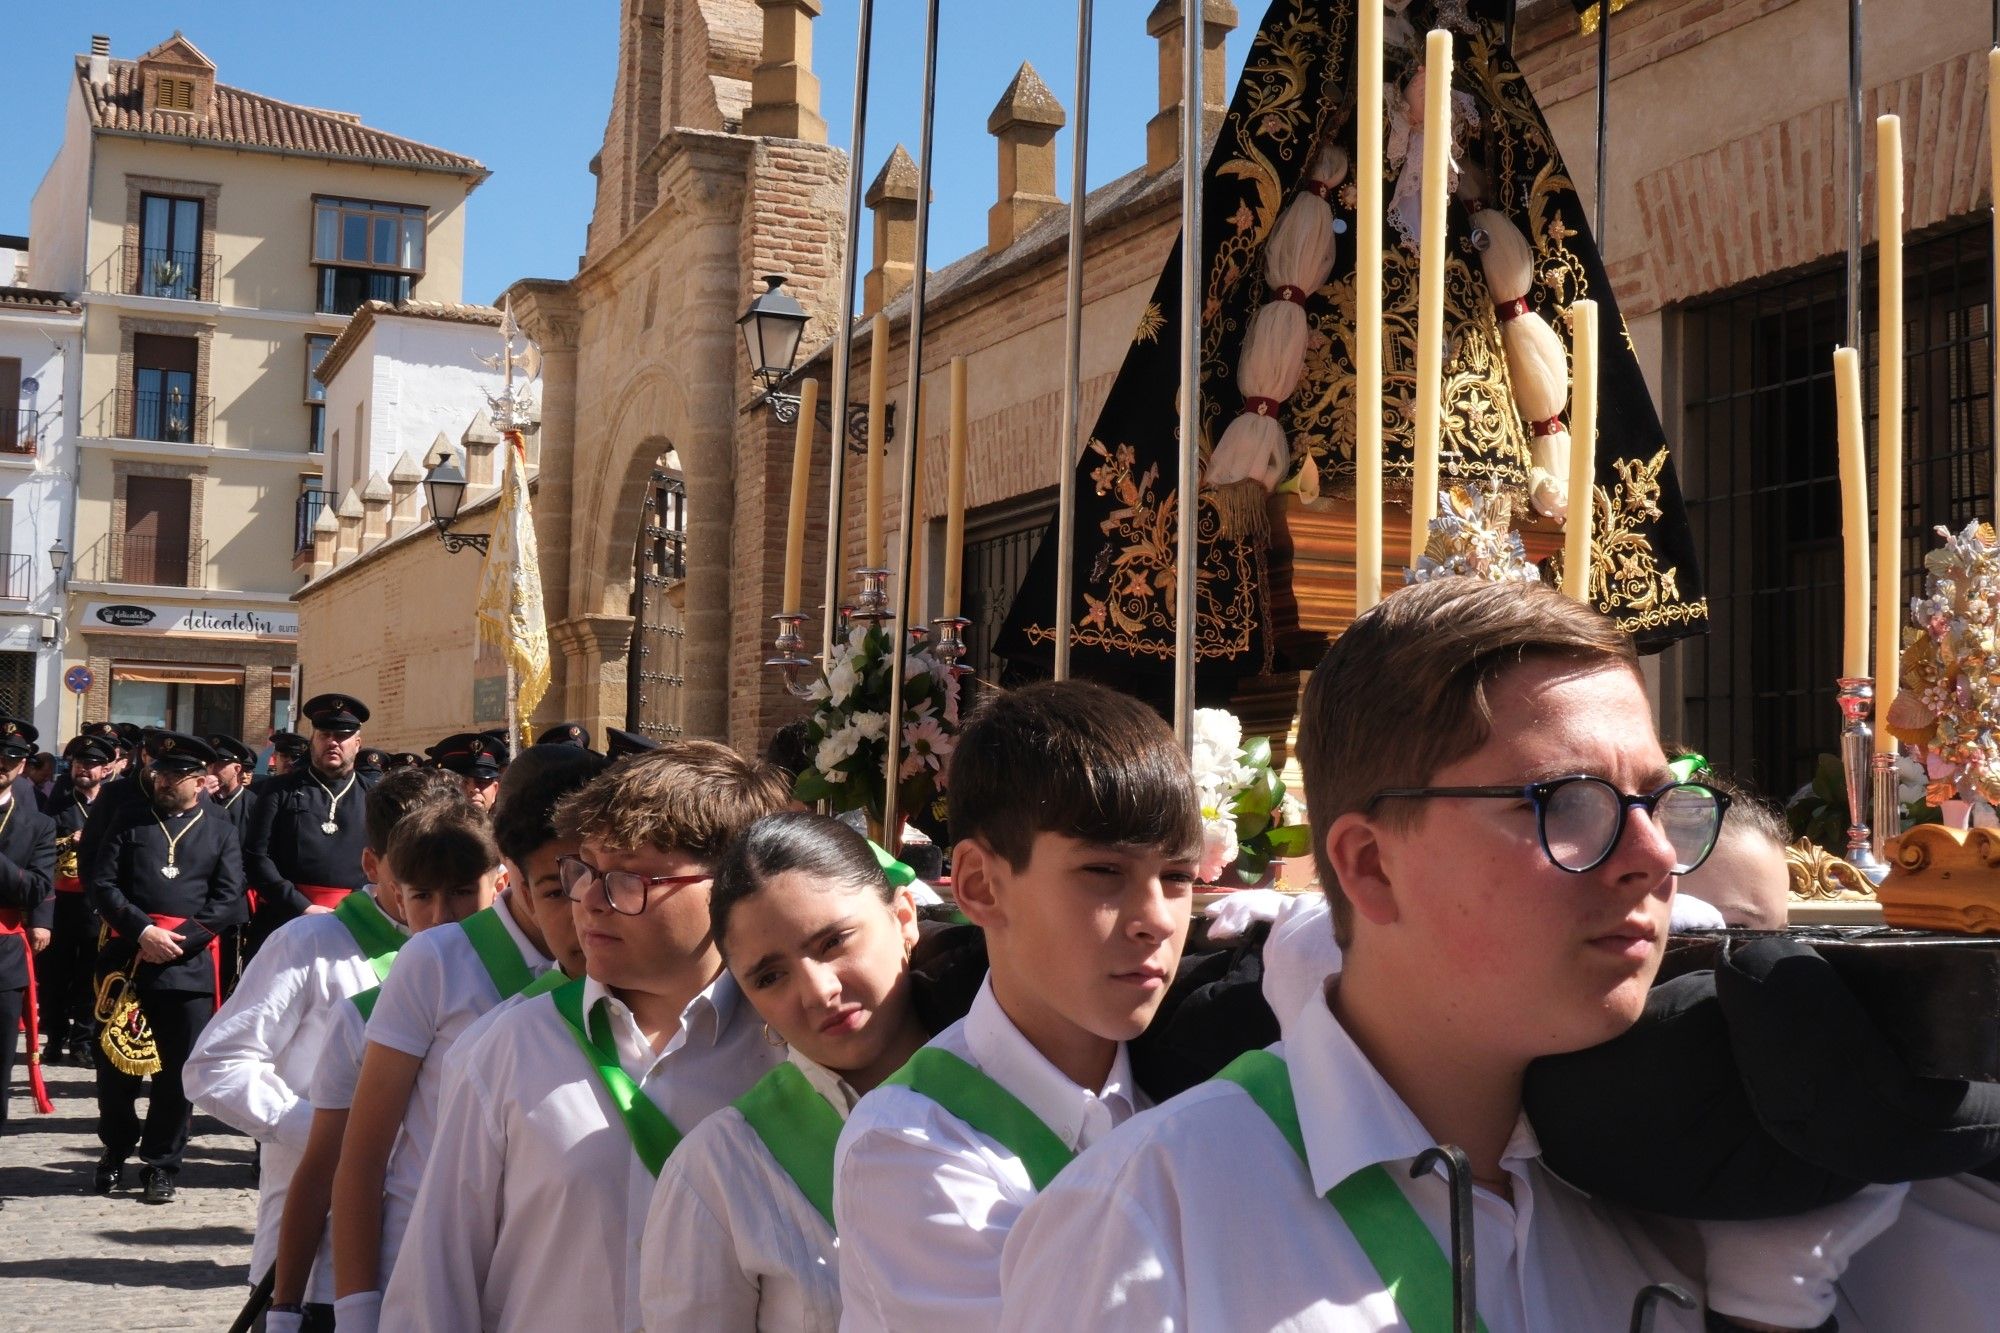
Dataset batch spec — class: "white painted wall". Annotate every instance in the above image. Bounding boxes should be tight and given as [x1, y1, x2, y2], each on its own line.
[25, 87, 93, 294]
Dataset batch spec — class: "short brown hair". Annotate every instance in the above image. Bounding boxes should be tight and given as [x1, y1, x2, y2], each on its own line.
[1297, 580, 1639, 941]
[365, 766, 469, 857]
[552, 740, 790, 863]
[948, 680, 1202, 870]
[1703, 770, 1789, 850]
[386, 800, 501, 895]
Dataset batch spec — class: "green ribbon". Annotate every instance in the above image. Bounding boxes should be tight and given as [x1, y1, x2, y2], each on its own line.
[549, 976, 683, 1176]
[1216, 1050, 1492, 1333]
[350, 984, 381, 1020]
[333, 891, 406, 985]
[517, 966, 573, 1000]
[733, 1062, 843, 1228]
[882, 1047, 1075, 1191]
[460, 905, 536, 1000]
[1668, 753, 1709, 783]
[868, 839, 916, 888]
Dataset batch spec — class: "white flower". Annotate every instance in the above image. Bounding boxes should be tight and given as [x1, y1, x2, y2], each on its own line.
[852, 711, 888, 742]
[900, 715, 951, 781]
[806, 673, 831, 703]
[1192, 707, 1243, 758]
[1198, 816, 1239, 884]
[826, 658, 860, 707]
[815, 724, 861, 777]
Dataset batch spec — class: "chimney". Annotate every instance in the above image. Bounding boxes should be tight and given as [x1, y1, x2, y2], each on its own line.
[744, 0, 827, 142]
[88, 35, 111, 86]
[863, 145, 919, 315]
[986, 63, 1066, 253]
[1145, 0, 1238, 175]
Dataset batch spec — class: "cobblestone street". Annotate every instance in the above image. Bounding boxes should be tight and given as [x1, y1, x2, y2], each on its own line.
[1, 1057, 258, 1329]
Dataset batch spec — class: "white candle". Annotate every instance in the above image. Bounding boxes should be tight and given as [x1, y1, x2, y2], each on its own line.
[942, 356, 968, 619]
[1409, 28, 1452, 568]
[1354, 0, 1385, 615]
[1875, 114, 1904, 754]
[781, 377, 819, 613]
[1562, 300, 1598, 603]
[1833, 346, 1870, 681]
[865, 314, 889, 570]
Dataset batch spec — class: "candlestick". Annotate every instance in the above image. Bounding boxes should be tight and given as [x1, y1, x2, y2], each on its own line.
[1875, 114, 1903, 755]
[781, 377, 820, 615]
[1871, 751, 1901, 869]
[1409, 28, 1452, 568]
[1836, 678, 1886, 880]
[929, 614, 971, 678]
[1833, 347, 1870, 681]
[942, 355, 969, 619]
[1355, 0, 1385, 615]
[865, 313, 889, 570]
[765, 611, 816, 698]
[1562, 299, 1599, 603]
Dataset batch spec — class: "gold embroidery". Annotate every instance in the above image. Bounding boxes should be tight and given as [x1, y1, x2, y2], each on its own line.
[1549, 446, 1707, 634]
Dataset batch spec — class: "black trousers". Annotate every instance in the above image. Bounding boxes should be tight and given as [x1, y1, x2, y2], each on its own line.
[94, 985, 212, 1173]
[37, 892, 98, 1055]
[0, 985, 20, 1135]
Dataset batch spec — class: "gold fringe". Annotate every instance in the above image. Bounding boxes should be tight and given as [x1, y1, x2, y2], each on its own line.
[1211, 480, 1273, 544]
[1577, 0, 1633, 36]
[93, 963, 160, 1077]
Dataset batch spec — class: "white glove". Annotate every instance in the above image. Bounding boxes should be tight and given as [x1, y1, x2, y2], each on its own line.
[263, 1311, 304, 1333]
[1203, 889, 1295, 940]
[333, 1290, 383, 1333]
[1696, 1182, 1908, 1328]
[1259, 893, 1342, 1036]
[1670, 892, 1728, 932]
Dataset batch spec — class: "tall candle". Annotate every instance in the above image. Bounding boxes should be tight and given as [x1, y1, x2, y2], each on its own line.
[1875, 114, 1904, 754]
[865, 314, 889, 570]
[1991, 50, 1999, 507]
[1833, 346, 1870, 681]
[1409, 28, 1453, 568]
[1562, 300, 1598, 603]
[1354, 0, 1385, 614]
[781, 376, 819, 613]
[942, 356, 969, 618]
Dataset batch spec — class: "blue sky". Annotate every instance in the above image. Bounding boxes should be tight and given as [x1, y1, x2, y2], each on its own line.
[1, 3, 1250, 305]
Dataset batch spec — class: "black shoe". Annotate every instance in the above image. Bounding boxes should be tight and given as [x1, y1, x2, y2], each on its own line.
[138, 1167, 175, 1205]
[92, 1158, 124, 1194]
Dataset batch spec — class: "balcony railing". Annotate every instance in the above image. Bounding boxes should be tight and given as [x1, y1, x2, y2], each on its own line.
[116, 387, 211, 444]
[0, 554, 33, 600]
[100, 534, 206, 588]
[93, 244, 218, 302]
[0, 408, 36, 456]
[295, 487, 332, 553]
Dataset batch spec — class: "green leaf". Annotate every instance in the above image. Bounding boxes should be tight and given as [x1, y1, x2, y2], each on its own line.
[1261, 767, 1285, 810]
[1263, 824, 1313, 857]
[793, 769, 831, 803]
[1811, 753, 1846, 806]
[1230, 846, 1269, 885]
[1242, 736, 1273, 771]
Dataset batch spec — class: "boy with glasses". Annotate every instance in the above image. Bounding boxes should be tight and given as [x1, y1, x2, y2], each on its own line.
[382, 743, 788, 1332]
[999, 580, 1758, 1331]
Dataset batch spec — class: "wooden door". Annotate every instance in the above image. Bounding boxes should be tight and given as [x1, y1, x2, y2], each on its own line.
[123, 476, 192, 585]
[0, 358, 18, 452]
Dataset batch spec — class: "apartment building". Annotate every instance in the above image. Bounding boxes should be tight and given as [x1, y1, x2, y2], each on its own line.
[25, 32, 485, 740]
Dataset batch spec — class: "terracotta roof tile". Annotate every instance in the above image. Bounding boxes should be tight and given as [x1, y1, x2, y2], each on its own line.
[0, 287, 82, 313]
[79, 57, 486, 178]
[315, 299, 504, 388]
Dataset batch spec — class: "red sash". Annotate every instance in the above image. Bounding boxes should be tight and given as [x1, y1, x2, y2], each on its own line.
[55, 875, 82, 894]
[0, 907, 52, 1113]
[148, 913, 223, 1008]
[298, 884, 351, 910]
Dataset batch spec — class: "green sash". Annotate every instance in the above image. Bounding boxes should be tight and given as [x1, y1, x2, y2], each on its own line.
[460, 905, 535, 1000]
[351, 985, 381, 1020]
[1216, 1050, 1491, 1333]
[549, 976, 682, 1176]
[734, 1062, 843, 1228]
[517, 966, 573, 1000]
[333, 891, 406, 984]
[881, 1047, 1074, 1191]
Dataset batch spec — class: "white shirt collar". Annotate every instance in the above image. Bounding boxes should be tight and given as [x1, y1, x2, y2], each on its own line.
[964, 974, 1139, 1152]
[786, 1046, 862, 1117]
[581, 967, 742, 1074]
[495, 887, 553, 971]
[1289, 983, 1543, 1199]
[359, 883, 411, 937]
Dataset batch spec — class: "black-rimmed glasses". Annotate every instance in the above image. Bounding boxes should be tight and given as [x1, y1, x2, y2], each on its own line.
[556, 854, 711, 915]
[1366, 775, 1731, 874]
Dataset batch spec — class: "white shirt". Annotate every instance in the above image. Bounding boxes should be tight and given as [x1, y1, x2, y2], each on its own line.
[183, 895, 401, 1302]
[996, 987, 1704, 1333]
[382, 971, 779, 1333]
[1840, 1174, 2000, 1330]
[833, 976, 1144, 1333]
[309, 995, 368, 1111]
[641, 1049, 853, 1333]
[360, 891, 551, 1286]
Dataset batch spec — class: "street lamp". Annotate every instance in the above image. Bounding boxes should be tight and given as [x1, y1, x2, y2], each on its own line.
[736, 275, 890, 450]
[423, 455, 489, 556]
[47, 537, 68, 583]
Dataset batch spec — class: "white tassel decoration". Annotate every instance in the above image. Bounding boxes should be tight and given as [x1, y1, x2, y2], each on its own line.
[1469, 205, 1573, 521]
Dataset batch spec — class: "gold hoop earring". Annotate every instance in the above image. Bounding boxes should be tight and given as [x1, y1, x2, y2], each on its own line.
[762, 1023, 786, 1048]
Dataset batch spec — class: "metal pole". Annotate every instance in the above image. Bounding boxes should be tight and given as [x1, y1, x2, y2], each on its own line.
[1847, 0, 1864, 348]
[1172, 0, 1205, 747]
[882, 0, 942, 848]
[1054, 0, 1094, 682]
[1594, 0, 1611, 246]
[818, 0, 877, 664]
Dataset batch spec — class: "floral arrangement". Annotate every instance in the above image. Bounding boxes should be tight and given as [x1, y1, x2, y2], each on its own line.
[792, 624, 959, 841]
[1190, 708, 1312, 887]
[1886, 522, 2000, 818]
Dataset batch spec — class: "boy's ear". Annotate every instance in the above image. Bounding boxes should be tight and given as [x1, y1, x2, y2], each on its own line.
[1325, 812, 1399, 928]
[950, 838, 1007, 931]
[361, 846, 381, 886]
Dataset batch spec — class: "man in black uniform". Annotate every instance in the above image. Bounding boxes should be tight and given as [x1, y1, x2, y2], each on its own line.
[241, 696, 374, 948]
[205, 735, 257, 839]
[0, 716, 57, 1189]
[38, 733, 119, 1066]
[85, 731, 245, 1204]
[267, 731, 307, 777]
[426, 730, 507, 812]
